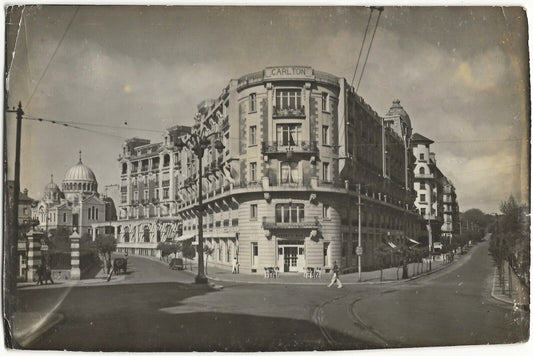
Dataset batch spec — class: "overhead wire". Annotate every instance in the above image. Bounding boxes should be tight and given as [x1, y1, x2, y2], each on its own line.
[26, 6, 79, 110]
[21, 115, 128, 140]
[351, 8, 374, 88]
[356, 7, 383, 93]
[23, 114, 166, 134]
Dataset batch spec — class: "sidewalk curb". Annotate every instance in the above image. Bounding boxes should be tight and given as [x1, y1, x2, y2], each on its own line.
[490, 266, 528, 311]
[185, 260, 454, 286]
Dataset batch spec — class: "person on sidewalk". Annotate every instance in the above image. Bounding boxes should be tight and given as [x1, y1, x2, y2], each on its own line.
[327, 261, 343, 288]
[232, 257, 239, 274]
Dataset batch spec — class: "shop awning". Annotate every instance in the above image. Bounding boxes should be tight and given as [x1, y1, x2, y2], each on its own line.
[176, 233, 196, 242]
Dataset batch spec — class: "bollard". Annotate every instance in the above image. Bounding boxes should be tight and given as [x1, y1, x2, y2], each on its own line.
[70, 230, 81, 280]
[26, 229, 43, 282]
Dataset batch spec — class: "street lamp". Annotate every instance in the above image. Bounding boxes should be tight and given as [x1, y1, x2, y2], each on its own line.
[175, 114, 224, 284]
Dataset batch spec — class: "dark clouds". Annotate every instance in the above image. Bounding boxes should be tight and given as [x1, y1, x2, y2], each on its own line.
[5, 5, 528, 213]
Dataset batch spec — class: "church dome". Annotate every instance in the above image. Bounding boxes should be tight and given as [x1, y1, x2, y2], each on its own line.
[64, 162, 97, 182]
[43, 175, 62, 203]
[386, 99, 411, 128]
[62, 151, 98, 201]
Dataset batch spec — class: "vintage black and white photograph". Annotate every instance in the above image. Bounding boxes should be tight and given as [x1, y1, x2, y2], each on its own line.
[2, 3, 530, 352]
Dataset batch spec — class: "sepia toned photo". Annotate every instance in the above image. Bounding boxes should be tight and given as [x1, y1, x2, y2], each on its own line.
[2, 4, 530, 352]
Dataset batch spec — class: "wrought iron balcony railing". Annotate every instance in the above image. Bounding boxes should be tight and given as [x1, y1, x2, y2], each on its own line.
[261, 141, 318, 155]
[272, 106, 305, 118]
[262, 216, 320, 229]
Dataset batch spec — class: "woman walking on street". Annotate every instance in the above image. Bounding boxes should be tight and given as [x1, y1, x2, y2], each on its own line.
[327, 261, 343, 288]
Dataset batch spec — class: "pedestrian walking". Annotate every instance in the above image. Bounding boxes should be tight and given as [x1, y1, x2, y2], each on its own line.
[36, 263, 54, 285]
[232, 257, 239, 274]
[327, 261, 343, 288]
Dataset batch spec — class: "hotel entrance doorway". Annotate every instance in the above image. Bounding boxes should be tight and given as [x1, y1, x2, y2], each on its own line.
[278, 240, 305, 272]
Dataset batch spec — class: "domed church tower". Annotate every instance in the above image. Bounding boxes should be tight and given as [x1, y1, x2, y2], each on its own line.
[62, 151, 98, 202]
[43, 174, 63, 204]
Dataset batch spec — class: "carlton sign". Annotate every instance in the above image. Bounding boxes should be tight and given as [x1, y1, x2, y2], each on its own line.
[264, 66, 314, 80]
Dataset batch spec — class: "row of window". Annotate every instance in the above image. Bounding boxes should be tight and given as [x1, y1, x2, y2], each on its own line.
[124, 188, 170, 203]
[247, 124, 330, 146]
[247, 90, 330, 113]
[247, 161, 330, 183]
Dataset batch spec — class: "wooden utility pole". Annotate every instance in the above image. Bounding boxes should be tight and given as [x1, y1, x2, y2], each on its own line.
[5, 101, 24, 340]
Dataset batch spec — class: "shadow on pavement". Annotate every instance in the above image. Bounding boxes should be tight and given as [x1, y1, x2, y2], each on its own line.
[17, 282, 376, 351]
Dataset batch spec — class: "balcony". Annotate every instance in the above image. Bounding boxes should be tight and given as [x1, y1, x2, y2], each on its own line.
[262, 141, 318, 157]
[272, 106, 305, 118]
[262, 216, 320, 230]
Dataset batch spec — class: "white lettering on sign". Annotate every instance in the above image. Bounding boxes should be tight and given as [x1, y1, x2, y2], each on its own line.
[264, 66, 313, 79]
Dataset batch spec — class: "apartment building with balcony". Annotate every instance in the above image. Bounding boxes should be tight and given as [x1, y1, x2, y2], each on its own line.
[103, 126, 191, 256]
[171, 66, 423, 274]
[441, 176, 460, 241]
[412, 133, 446, 250]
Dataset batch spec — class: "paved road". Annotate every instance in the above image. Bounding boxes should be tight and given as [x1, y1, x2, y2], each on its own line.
[349, 238, 529, 347]
[17, 239, 528, 351]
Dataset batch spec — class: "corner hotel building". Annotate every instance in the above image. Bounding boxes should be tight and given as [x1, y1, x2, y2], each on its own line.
[109, 66, 424, 274]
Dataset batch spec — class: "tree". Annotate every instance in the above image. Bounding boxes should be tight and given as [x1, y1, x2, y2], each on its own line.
[94, 234, 117, 273]
[499, 195, 521, 234]
[182, 239, 196, 271]
[374, 243, 393, 282]
[203, 245, 215, 275]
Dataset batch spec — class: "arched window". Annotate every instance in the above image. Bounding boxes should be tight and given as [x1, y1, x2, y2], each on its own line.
[419, 167, 425, 175]
[96, 208, 99, 220]
[124, 226, 130, 243]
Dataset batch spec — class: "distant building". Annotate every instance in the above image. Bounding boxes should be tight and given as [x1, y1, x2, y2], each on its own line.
[98, 127, 191, 257]
[6, 181, 37, 281]
[109, 66, 424, 272]
[412, 133, 445, 250]
[441, 176, 460, 241]
[32, 152, 116, 237]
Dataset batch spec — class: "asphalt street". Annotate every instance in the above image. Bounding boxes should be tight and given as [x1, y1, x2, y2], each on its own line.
[15, 239, 529, 351]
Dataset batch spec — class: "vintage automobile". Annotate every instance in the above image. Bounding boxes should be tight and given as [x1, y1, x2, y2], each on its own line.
[169, 258, 184, 271]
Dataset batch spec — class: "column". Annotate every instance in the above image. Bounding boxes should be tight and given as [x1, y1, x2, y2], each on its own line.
[26, 229, 43, 282]
[70, 230, 81, 280]
[114, 225, 118, 240]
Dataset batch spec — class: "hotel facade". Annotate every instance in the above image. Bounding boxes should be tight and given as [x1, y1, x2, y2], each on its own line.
[103, 66, 425, 273]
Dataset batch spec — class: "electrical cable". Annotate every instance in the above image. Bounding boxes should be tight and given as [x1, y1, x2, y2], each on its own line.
[26, 6, 79, 109]
[23, 114, 165, 134]
[356, 8, 383, 93]
[351, 7, 374, 88]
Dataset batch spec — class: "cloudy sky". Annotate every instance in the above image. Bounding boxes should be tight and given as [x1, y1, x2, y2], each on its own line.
[5, 5, 529, 214]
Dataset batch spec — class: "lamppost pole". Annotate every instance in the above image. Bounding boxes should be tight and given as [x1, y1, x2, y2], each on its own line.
[176, 114, 224, 285]
[195, 145, 207, 284]
[357, 183, 362, 282]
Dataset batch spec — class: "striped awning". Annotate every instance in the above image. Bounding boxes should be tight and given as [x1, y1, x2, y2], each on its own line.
[176, 233, 195, 242]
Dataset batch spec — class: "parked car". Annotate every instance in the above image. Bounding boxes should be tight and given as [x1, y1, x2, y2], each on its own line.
[169, 258, 184, 270]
